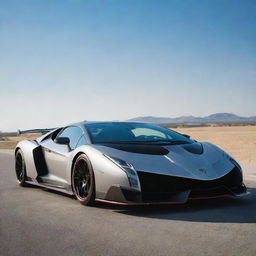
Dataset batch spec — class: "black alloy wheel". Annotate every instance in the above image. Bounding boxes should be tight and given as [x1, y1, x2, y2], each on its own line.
[15, 149, 27, 186]
[72, 154, 95, 205]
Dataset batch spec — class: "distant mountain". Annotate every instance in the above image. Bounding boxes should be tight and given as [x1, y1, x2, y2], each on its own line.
[127, 113, 256, 124]
[127, 116, 173, 123]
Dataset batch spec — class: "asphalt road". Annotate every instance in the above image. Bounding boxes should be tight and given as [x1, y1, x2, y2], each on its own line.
[0, 150, 256, 256]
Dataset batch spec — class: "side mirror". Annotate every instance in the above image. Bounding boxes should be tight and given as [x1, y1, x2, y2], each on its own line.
[182, 134, 190, 139]
[55, 137, 70, 145]
[55, 137, 71, 151]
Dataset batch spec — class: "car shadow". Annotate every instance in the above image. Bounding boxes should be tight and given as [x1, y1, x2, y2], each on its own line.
[96, 187, 256, 224]
[25, 181, 256, 224]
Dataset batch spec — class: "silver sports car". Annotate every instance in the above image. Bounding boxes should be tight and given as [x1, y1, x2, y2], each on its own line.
[15, 121, 247, 205]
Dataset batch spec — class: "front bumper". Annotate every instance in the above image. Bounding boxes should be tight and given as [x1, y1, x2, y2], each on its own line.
[95, 183, 248, 205]
[95, 166, 248, 205]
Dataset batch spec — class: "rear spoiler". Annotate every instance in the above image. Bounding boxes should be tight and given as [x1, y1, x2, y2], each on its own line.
[17, 128, 56, 135]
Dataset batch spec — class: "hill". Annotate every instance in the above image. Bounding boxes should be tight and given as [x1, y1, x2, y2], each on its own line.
[127, 113, 256, 124]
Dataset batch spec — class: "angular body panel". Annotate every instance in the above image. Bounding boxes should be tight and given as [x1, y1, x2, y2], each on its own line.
[16, 140, 38, 180]
[91, 142, 234, 181]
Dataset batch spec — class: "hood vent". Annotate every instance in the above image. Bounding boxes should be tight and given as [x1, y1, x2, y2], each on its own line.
[181, 142, 203, 155]
[102, 144, 169, 155]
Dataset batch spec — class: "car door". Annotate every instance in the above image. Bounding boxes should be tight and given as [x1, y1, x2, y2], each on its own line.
[40, 126, 84, 187]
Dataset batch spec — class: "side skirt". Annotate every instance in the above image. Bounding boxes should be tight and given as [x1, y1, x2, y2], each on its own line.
[25, 181, 74, 196]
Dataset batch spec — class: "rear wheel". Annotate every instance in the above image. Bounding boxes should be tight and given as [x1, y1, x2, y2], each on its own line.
[15, 149, 27, 186]
[72, 154, 95, 205]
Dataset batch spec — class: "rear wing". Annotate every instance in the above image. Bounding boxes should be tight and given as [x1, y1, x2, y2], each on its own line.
[17, 128, 56, 135]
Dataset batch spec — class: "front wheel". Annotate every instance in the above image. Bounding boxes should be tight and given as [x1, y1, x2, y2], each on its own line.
[72, 154, 95, 205]
[15, 149, 27, 186]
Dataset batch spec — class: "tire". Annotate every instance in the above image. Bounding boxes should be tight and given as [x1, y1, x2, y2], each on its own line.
[72, 154, 95, 205]
[15, 149, 27, 186]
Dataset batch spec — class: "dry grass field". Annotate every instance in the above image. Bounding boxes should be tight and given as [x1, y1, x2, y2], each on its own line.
[174, 126, 256, 164]
[1, 126, 255, 163]
[0, 133, 41, 150]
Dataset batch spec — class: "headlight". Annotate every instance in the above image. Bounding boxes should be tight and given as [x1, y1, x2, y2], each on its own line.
[222, 151, 242, 170]
[229, 157, 242, 170]
[104, 154, 140, 190]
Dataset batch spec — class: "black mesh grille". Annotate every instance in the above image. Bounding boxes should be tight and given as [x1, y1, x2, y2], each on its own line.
[137, 167, 242, 195]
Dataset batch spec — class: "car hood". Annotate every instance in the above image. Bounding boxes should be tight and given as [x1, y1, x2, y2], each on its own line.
[91, 142, 235, 180]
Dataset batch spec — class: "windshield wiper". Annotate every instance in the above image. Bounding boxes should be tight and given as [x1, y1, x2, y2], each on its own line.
[96, 140, 190, 145]
[140, 140, 190, 145]
[95, 141, 146, 144]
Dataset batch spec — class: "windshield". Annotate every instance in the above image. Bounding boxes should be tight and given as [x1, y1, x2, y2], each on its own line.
[85, 122, 193, 145]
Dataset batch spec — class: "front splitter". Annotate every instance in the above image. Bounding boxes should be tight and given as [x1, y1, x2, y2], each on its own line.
[95, 193, 234, 206]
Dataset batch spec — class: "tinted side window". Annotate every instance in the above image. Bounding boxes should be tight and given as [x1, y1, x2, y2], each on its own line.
[57, 126, 83, 150]
[76, 136, 87, 148]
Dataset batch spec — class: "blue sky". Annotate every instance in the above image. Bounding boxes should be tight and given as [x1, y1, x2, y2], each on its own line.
[1, 0, 256, 130]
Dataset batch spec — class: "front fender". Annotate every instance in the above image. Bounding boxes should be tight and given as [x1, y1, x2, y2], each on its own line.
[71, 146, 130, 198]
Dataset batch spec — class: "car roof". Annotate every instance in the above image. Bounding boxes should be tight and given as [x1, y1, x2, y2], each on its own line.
[73, 121, 144, 127]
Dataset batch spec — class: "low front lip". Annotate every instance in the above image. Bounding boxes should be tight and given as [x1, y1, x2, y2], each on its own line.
[101, 181, 248, 206]
[95, 193, 239, 206]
